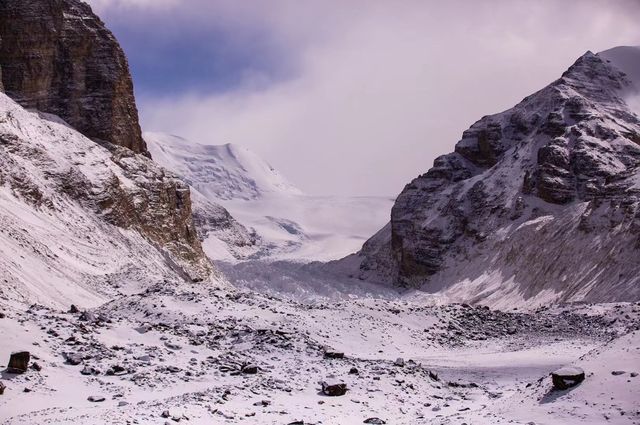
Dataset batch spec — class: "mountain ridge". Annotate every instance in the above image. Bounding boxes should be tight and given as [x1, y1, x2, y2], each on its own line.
[343, 48, 640, 307]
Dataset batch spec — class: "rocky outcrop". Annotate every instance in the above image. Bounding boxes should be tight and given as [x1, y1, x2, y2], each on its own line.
[0, 0, 147, 155]
[353, 49, 640, 306]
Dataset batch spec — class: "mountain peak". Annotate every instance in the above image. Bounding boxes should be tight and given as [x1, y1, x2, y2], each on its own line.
[144, 132, 302, 201]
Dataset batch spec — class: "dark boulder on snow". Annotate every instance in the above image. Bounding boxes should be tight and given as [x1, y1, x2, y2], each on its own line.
[6, 351, 30, 373]
[0, 381, 6, 395]
[321, 381, 348, 396]
[87, 396, 106, 402]
[63, 352, 83, 366]
[551, 366, 585, 390]
[241, 364, 258, 374]
[364, 419, 386, 424]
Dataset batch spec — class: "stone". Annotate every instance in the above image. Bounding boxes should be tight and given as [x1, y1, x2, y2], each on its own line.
[323, 347, 345, 359]
[364, 419, 386, 424]
[551, 366, 585, 390]
[0, 382, 5, 395]
[349, 367, 359, 375]
[321, 382, 348, 397]
[88, 396, 106, 403]
[612, 370, 626, 376]
[0, 0, 148, 155]
[394, 358, 405, 367]
[7, 351, 30, 373]
[164, 342, 182, 350]
[241, 364, 258, 374]
[31, 362, 42, 371]
[63, 352, 83, 366]
[68, 305, 79, 314]
[81, 366, 99, 376]
[631, 372, 638, 378]
[161, 410, 171, 418]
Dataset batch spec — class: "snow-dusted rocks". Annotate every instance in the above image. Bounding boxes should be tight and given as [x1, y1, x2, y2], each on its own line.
[0, 93, 215, 306]
[351, 48, 640, 307]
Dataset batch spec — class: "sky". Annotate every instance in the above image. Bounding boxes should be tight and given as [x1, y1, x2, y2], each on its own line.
[87, 0, 640, 196]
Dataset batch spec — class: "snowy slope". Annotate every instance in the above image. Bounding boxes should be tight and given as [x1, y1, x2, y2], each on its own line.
[0, 93, 218, 309]
[145, 132, 301, 200]
[145, 132, 394, 262]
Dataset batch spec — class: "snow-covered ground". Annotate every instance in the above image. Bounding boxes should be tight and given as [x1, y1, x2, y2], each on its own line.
[1, 283, 638, 424]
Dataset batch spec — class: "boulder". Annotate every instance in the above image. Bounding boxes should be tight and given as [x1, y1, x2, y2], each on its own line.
[87, 396, 106, 402]
[364, 419, 386, 424]
[63, 352, 83, 366]
[0, 381, 5, 395]
[7, 351, 30, 373]
[321, 382, 348, 397]
[394, 358, 405, 367]
[551, 366, 585, 390]
[241, 364, 258, 374]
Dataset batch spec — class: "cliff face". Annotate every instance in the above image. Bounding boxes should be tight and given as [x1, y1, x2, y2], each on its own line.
[353, 50, 640, 307]
[0, 0, 148, 155]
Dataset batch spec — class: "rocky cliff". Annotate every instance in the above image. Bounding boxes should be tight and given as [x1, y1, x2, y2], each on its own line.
[0, 0, 147, 155]
[0, 0, 214, 285]
[352, 48, 640, 307]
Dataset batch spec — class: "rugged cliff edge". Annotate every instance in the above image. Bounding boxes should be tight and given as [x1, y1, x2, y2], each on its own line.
[0, 0, 215, 286]
[0, 0, 147, 155]
[350, 48, 640, 307]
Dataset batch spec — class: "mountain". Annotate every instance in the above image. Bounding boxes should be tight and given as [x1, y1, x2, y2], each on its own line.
[0, 0, 148, 155]
[0, 0, 217, 305]
[0, 92, 215, 307]
[145, 132, 394, 261]
[345, 47, 640, 308]
[145, 132, 301, 201]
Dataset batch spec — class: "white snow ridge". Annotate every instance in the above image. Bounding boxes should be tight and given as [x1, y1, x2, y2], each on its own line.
[0, 3, 639, 422]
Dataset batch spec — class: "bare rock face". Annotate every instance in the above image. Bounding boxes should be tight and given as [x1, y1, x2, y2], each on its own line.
[0, 0, 148, 155]
[354, 50, 640, 305]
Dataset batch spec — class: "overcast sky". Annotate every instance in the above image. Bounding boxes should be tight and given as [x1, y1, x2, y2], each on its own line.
[87, 0, 640, 196]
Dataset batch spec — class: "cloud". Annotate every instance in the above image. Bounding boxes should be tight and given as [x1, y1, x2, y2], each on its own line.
[89, 0, 640, 196]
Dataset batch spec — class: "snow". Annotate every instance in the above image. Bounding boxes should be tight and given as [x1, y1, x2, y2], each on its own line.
[145, 132, 302, 200]
[145, 132, 394, 262]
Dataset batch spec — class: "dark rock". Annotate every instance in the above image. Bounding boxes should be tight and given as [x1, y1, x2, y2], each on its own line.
[79, 311, 96, 322]
[551, 366, 585, 390]
[349, 367, 359, 375]
[321, 382, 348, 397]
[324, 349, 345, 359]
[7, 351, 30, 373]
[63, 352, 83, 366]
[68, 305, 79, 314]
[31, 362, 42, 371]
[241, 364, 258, 374]
[88, 396, 106, 402]
[288, 421, 304, 425]
[0, 312, 5, 319]
[394, 358, 405, 367]
[253, 400, 271, 407]
[161, 410, 170, 418]
[611, 370, 626, 376]
[23, 387, 31, 393]
[0, 0, 148, 154]
[0, 381, 5, 395]
[364, 419, 386, 424]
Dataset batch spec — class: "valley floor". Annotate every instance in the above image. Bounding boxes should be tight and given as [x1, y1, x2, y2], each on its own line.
[1, 276, 638, 425]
